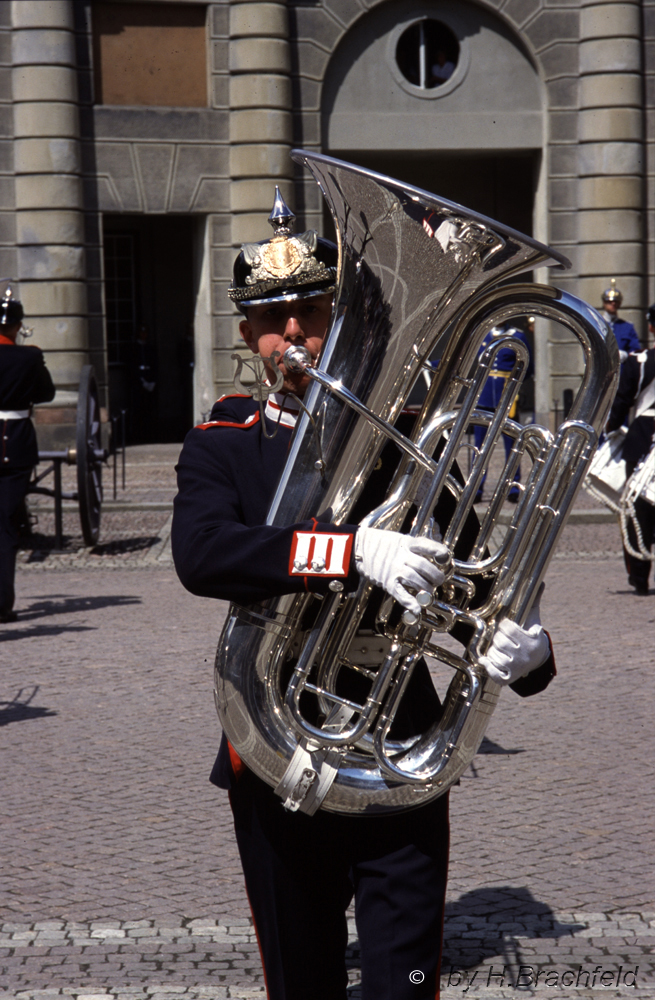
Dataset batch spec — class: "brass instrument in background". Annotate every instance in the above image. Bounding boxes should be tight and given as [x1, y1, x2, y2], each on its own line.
[215, 152, 619, 816]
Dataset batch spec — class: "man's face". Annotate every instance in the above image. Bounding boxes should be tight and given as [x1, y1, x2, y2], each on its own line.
[239, 293, 333, 396]
[603, 299, 618, 315]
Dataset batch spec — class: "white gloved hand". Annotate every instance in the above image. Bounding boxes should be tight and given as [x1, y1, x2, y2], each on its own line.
[618, 350, 628, 363]
[354, 526, 450, 616]
[479, 584, 549, 685]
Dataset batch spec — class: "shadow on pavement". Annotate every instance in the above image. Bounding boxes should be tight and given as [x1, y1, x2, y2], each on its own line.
[0, 685, 57, 727]
[477, 736, 525, 755]
[467, 736, 526, 779]
[442, 886, 585, 971]
[19, 594, 143, 619]
[89, 536, 160, 556]
[20, 535, 160, 560]
[0, 622, 96, 641]
[345, 887, 584, 986]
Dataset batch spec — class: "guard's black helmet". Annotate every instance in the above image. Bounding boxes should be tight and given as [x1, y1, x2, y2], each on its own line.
[228, 187, 337, 313]
[647, 303, 655, 327]
[601, 278, 622, 307]
[0, 284, 23, 326]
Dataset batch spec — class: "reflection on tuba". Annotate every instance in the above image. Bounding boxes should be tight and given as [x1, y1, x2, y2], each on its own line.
[214, 151, 619, 816]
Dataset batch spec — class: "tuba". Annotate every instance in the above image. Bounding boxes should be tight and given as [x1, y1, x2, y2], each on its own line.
[214, 151, 619, 815]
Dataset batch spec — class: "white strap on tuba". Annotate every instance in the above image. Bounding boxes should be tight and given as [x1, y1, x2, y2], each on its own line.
[275, 705, 353, 815]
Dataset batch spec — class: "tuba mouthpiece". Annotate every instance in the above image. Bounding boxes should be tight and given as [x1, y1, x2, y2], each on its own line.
[283, 345, 312, 373]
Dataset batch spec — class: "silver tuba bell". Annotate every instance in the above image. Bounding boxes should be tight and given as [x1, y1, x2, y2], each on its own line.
[214, 151, 619, 816]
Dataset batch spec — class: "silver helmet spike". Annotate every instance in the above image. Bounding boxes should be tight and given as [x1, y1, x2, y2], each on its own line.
[268, 186, 296, 236]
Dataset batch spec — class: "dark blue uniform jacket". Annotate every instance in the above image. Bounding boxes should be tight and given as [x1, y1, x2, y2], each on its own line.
[477, 328, 533, 411]
[172, 394, 556, 790]
[0, 338, 55, 468]
[607, 349, 655, 465]
[610, 317, 641, 356]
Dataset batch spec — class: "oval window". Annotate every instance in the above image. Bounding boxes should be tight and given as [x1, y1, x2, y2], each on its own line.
[396, 19, 460, 90]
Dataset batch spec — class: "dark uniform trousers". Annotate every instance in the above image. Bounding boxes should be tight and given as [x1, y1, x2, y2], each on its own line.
[607, 350, 655, 590]
[230, 768, 449, 1000]
[0, 464, 32, 611]
[624, 462, 655, 590]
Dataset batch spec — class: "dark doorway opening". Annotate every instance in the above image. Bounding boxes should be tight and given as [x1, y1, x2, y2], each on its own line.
[323, 150, 539, 410]
[324, 150, 538, 240]
[103, 214, 196, 444]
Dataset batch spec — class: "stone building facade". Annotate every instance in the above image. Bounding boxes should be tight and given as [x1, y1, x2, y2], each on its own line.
[2, 0, 654, 443]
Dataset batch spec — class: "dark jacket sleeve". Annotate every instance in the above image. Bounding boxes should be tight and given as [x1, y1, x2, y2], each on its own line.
[607, 351, 655, 464]
[509, 633, 556, 697]
[171, 425, 360, 605]
[607, 354, 641, 431]
[30, 348, 56, 405]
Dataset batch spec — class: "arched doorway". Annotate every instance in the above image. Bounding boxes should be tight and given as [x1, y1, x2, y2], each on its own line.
[321, 0, 544, 237]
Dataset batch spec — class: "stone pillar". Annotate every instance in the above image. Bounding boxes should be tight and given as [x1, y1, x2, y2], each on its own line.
[229, 0, 293, 243]
[577, 0, 645, 336]
[12, 0, 88, 400]
[212, 0, 293, 398]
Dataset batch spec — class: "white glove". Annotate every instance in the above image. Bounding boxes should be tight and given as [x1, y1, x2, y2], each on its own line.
[479, 585, 550, 685]
[618, 350, 628, 363]
[354, 526, 450, 616]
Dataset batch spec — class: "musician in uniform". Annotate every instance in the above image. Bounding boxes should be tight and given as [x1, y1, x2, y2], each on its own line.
[172, 192, 556, 1000]
[0, 287, 55, 621]
[601, 279, 641, 361]
[606, 304, 655, 595]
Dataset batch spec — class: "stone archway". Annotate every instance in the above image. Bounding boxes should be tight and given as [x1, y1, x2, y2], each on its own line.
[320, 0, 548, 419]
[321, 0, 545, 234]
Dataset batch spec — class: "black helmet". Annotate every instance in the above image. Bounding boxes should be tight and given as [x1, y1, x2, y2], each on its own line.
[647, 303, 655, 327]
[0, 284, 23, 326]
[228, 188, 337, 313]
[601, 278, 622, 307]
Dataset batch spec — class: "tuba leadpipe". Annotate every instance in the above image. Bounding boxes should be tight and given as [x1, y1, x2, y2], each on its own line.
[214, 151, 619, 815]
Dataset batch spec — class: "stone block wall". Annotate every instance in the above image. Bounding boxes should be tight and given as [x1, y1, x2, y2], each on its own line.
[646, 0, 655, 316]
[4, 0, 654, 425]
[12, 0, 88, 409]
[0, 1, 15, 287]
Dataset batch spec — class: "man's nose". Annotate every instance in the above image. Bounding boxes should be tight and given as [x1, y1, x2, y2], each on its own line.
[283, 314, 304, 340]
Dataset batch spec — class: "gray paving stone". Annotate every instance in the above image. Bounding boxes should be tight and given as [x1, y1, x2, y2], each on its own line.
[2, 448, 654, 997]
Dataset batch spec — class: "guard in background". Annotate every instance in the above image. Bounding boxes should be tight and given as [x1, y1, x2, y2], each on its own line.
[473, 323, 533, 503]
[606, 304, 655, 595]
[0, 287, 55, 621]
[601, 279, 641, 361]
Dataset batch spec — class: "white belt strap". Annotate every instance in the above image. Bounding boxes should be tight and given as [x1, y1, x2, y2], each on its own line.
[0, 409, 29, 419]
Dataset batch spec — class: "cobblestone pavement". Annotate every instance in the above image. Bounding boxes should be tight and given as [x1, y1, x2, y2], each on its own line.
[2, 447, 653, 999]
[20, 445, 181, 571]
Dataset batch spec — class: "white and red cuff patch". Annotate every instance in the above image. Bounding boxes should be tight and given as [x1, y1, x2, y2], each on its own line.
[289, 531, 354, 577]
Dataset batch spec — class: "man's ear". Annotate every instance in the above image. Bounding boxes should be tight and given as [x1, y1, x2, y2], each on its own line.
[239, 317, 258, 354]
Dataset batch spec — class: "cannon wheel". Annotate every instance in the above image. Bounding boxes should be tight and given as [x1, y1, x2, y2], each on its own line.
[76, 365, 103, 545]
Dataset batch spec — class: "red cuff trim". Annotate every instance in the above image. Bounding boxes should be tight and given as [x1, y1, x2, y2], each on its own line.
[289, 529, 354, 577]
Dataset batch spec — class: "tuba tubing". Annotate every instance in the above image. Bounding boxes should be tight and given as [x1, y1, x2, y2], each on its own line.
[214, 152, 619, 815]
